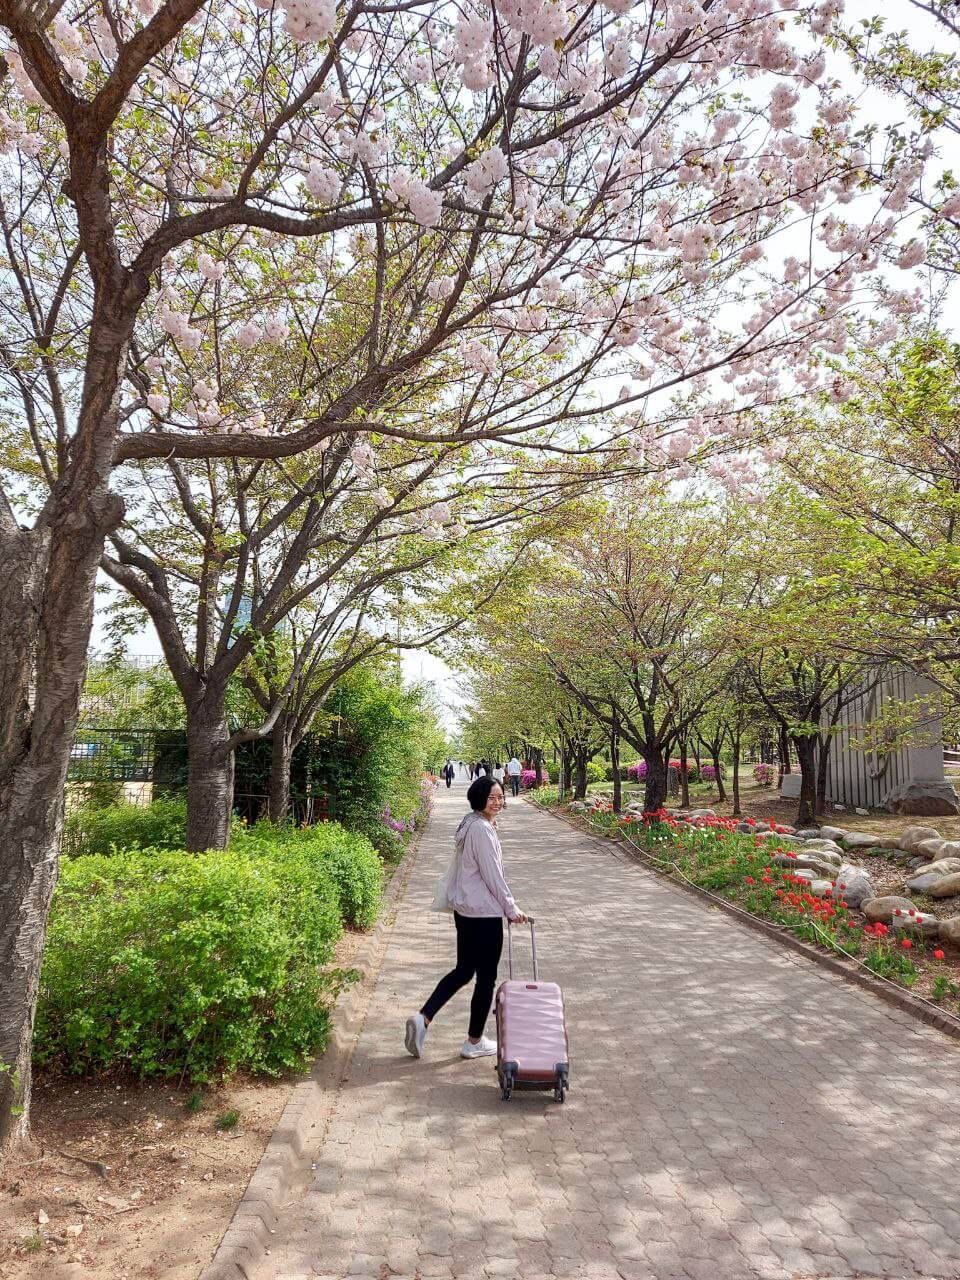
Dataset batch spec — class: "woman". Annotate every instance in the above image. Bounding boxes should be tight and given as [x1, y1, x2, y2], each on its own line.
[405, 776, 527, 1060]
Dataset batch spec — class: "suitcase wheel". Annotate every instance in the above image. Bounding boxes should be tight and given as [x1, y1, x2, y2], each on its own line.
[499, 1067, 514, 1101]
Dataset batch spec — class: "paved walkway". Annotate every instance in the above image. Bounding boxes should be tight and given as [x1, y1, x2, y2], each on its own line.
[255, 784, 960, 1280]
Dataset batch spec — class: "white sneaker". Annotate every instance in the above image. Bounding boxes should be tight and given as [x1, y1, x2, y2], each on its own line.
[405, 1013, 428, 1058]
[460, 1035, 497, 1059]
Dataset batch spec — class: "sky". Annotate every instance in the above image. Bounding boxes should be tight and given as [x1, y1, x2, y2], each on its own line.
[91, 0, 957, 739]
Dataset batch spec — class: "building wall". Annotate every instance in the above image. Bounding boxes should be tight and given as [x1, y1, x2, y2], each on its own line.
[824, 668, 944, 809]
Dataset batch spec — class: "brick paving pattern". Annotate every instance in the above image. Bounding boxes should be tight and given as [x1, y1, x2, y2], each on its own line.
[254, 784, 960, 1280]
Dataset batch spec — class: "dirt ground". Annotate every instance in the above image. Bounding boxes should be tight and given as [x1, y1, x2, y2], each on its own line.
[0, 1072, 290, 1280]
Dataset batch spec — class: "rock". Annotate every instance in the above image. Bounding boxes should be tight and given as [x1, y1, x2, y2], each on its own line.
[798, 846, 843, 867]
[794, 828, 822, 839]
[832, 804, 847, 812]
[915, 837, 946, 861]
[886, 781, 960, 817]
[891, 911, 940, 937]
[810, 879, 836, 896]
[932, 840, 960, 862]
[788, 869, 818, 883]
[569, 801, 587, 812]
[863, 895, 916, 923]
[772, 853, 841, 875]
[938, 917, 960, 947]
[817, 825, 850, 841]
[855, 807, 869, 815]
[913, 858, 960, 878]
[832, 864, 875, 908]
[841, 832, 890, 851]
[736, 822, 754, 833]
[928, 872, 960, 899]
[907, 871, 950, 894]
[898, 825, 944, 855]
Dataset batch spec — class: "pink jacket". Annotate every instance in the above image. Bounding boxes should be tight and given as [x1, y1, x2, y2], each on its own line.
[448, 812, 518, 919]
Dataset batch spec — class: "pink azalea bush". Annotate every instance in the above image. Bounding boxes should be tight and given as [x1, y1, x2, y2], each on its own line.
[753, 763, 776, 787]
[520, 768, 550, 790]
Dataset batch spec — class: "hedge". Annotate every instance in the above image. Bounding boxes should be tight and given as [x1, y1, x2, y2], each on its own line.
[36, 823, 383, 1081]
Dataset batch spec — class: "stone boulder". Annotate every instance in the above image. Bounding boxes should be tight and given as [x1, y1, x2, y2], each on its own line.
[810, 879, 835, 897]
[890, 911, 940, 938]
[906, 871, 950, 894]
[832, 864, 875, 909]
[938, 917, 960, 947]
[915, 837, 946, 862]
[898, 825, 944, 855]
[913, 858, 960, 878]
[841, 832, 891, 852]
[816, 826, 850, 842]
[886, 782, 960, 817]
[932, 840, 960, 862]
[772, 853, 841, 875]
[928, 872, 960, 899]
[862, 895, 915, 923]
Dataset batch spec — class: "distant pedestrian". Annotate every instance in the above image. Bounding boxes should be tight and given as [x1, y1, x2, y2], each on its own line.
[468, 762, 476, 780]
[493, 762, 505, 784]
[506, 755, 521, 797]
[443, 759, 455, 789]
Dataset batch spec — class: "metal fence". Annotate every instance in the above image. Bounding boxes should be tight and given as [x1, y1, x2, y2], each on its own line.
[68, 728, 156, 782]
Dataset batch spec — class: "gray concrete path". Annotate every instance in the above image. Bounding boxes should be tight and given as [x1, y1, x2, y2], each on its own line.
[254, 783, 960, 1280]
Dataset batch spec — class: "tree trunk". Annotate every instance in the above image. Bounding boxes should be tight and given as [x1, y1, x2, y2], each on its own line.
[777, 725, 791, 787]
[0, 482, 124, 1152]
[679, 735, 690, 808]
[815, 734, 832, 817]
[642, 744, 668, 813]
[573, 746, 588, 800]
[268, 719, 295, 824]
[558, 741, 571, 799]
[185, 694, 235, 850]
[610, 726, 621, 813]
[731, 732, 742, 817]
[792, 735, 818, 829]
[711, 741, 727, 803]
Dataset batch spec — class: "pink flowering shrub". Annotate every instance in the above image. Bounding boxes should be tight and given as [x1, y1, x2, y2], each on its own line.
[753, 763, 776, 787]
[520, 768, 550, 790]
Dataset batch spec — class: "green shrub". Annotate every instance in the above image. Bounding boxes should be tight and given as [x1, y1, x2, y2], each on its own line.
[62, 798, 187, 858]
[585, 760, 606, 785]
[234, 820, 383, 929]
[35, 843, 344, 1081]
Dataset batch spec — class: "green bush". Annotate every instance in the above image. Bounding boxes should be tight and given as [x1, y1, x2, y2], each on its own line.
[62, 797, 187, 858]
[35, 843, 345, 1081]
[585, 760, 607, 785]
[233, 821, 383, 929]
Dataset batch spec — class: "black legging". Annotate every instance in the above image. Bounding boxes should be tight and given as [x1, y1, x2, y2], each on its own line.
[421, 913, 503, 1039]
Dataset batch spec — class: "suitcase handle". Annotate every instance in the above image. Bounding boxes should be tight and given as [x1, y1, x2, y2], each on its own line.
[507, 917, 538, 981]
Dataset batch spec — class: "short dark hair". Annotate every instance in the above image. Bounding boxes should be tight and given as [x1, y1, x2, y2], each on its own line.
[467, 776, 503, 811]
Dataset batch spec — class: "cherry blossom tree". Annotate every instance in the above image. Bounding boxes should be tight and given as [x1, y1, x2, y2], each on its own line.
[0, 0, 933, 1149]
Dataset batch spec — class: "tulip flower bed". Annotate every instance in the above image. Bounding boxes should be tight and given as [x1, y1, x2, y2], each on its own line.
[553, 795, 960, 1008]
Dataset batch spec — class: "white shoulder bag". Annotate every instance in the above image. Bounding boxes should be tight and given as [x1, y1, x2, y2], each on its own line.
[431, 849, 458, 913]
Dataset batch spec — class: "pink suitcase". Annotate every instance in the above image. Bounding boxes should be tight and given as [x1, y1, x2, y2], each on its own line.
[495, 919, 570, 1103]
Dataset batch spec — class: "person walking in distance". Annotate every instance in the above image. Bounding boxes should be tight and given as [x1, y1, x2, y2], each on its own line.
[405, 776, 527, 1059]
[443, 759, 455, 789]
[506, 754, 522, 798]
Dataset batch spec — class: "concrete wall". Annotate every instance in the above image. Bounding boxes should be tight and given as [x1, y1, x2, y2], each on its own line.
[823, 669, 944, 809]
